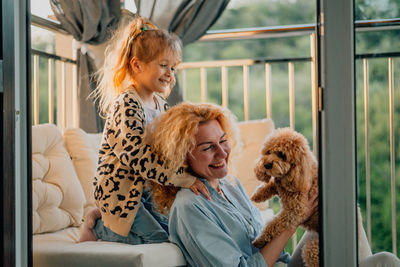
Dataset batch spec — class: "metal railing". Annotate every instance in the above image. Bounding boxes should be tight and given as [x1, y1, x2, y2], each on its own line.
[31, 49, 77, 129]
[355, 51, 400, 254]
[179, 56, 313, 122]
[31, 15, 78, 130]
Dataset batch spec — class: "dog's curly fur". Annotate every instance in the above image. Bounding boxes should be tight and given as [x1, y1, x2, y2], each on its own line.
[251, 128, 319, 267]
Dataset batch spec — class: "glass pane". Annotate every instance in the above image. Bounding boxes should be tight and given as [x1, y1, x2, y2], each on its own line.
[355, 1, 400, 259]
[31, 25, 55, 53]
[31, 0, 57, 21]
[211, 0, 316, 30]
[355, 0, 400, 20]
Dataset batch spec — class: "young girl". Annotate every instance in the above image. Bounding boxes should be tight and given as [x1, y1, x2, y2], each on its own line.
[79, 16, 209, 244]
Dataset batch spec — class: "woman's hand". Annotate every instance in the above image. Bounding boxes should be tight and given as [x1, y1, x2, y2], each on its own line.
[190, 179, 211, 200]
[302, 190, 318, 224]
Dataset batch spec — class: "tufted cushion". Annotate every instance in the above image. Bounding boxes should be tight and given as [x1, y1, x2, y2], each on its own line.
[229, 119, 274, 209]
[63, 128, 102, 216]
[32, 124, 86, 234]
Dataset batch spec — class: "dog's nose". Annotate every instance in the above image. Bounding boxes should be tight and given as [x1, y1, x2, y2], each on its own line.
[264, 163, 273, 169]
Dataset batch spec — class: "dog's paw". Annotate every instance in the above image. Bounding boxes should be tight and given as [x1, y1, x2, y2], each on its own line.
[252, 238, 267, 248]
[250, 194, 258, 202]
[250, 193, 263, 203]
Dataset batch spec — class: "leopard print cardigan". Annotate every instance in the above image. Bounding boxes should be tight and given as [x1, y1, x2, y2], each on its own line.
[93, 89, 195, 236]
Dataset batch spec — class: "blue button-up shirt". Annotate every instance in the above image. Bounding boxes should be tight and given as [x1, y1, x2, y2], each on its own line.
[169, 176, 290, 267]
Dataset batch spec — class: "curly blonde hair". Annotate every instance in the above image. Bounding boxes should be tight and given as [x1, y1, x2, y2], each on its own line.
[147, 102, 240, 213]
[93, 15, 182, 117]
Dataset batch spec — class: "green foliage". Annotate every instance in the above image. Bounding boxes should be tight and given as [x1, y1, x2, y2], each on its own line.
[211, 0, 315, 30]
[355, 0, 400, 20]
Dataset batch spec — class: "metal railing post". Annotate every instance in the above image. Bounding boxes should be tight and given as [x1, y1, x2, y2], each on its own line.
[288, 62, 295, 130]
[200, 67, 207, 103]
[310, 33, 318, 155]
[243, 65, 249, 121]
[181, 69, 187, 101]
[389, 57, 396, 255]
[61, 62, 66, 129]
[265, 63, 272, 119]
[221, 66, 228, 108]
[33, 55, 39, 125]
[72, 48, 78, 127]
[363, 58, 372, 246]
[48, 58, 54, 124]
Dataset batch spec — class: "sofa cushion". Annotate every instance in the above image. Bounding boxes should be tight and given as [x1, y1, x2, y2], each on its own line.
[63, 128, 102, 215]
[229, 119, 274, 209]
[32, 124, 86, 234]
[33, 227, 186, 267]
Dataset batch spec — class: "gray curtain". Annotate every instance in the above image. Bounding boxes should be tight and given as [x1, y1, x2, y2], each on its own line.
[135, 0, 230, 105]
[50, 0, 121, 133]
[168, 0, 230, 46]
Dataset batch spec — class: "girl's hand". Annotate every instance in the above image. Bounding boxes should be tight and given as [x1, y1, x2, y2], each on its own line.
[190, 179, 211, 200]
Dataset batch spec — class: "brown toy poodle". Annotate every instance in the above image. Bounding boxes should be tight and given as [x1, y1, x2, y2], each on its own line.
[251, 128, 319, 267]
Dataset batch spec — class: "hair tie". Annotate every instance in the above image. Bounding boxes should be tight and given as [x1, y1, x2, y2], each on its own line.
[141, 26, 148, 33]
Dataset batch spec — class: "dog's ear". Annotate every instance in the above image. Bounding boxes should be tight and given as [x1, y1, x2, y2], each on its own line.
[284, 160, 311, 192]
[291, 144, 319, 192]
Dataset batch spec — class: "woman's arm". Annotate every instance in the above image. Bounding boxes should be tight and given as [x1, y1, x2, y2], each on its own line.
[260, 189, 319, 266]
[260, 228, 296, 267]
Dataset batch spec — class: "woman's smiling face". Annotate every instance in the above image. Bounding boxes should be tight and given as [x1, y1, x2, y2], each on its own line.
[187, 120, 231, 182]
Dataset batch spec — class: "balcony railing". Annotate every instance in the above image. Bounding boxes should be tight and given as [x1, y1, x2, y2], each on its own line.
[31, 15, 78, 129]
[31, 49, 77, 128]
[355, 51, 400, 253]
[31, 14, 400, 255]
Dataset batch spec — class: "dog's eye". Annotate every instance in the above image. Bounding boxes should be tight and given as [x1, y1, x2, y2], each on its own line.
[277, 151, 287, 161]
[266, 150, 271, 155]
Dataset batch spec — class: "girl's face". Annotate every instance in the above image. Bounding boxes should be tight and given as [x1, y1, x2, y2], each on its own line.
[133, 52, 178, 95]
[187, 120, 231, 183]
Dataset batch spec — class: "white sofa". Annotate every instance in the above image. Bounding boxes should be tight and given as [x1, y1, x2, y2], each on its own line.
[32, 119, 276, 267]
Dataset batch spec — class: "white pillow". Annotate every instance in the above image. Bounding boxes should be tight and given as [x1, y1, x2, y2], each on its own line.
[32, 124, 86, 234]
[229, 119, 274, 208]
[63, 128, 102, 216]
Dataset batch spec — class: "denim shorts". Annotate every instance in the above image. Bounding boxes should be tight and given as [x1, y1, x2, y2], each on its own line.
[93, 201, 169, 245]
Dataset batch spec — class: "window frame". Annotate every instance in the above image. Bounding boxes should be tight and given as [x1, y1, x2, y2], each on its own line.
[317, 0, 358, 265]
